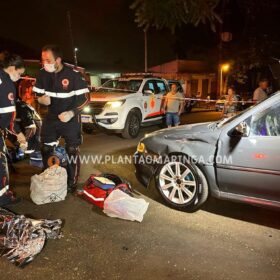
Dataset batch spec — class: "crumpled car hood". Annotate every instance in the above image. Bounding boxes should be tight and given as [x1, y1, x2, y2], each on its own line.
[142, 122, 221, 159]
[145, 122, 220, 141]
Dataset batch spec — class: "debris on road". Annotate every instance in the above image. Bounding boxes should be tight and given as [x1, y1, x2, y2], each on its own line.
[0, 208, 62, 267]
[103, 189, 149, 222]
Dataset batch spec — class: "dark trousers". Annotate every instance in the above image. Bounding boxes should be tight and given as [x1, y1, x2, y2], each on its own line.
[41, 115, 82, 187]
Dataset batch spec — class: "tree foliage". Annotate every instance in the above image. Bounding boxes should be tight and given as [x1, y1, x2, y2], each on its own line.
[130, 0, 221, 32]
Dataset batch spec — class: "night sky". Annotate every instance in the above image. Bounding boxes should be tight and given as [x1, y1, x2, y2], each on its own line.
[2, 0, 279, 74]
[0, 0, 181, 72]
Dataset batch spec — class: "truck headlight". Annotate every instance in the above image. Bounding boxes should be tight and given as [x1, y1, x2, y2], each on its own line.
[105, 100, 125, 108]
[83, 106, 91, 113]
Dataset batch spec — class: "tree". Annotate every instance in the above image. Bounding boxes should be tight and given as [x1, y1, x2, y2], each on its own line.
[130, 0, 221, 32]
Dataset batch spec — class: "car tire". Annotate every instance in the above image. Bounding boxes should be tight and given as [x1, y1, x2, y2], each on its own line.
[155, 155, 208, 212]
[122, 110, 141, 139]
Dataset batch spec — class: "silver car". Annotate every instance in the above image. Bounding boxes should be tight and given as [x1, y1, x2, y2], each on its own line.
[134, 92, 280, 211]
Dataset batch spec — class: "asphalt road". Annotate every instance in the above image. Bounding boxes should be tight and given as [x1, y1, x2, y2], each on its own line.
[1, 110, 280, 280]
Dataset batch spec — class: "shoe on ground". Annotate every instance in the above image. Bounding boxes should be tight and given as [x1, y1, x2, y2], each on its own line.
[67, 184, 77, 194]
[0, 191, 21, 206]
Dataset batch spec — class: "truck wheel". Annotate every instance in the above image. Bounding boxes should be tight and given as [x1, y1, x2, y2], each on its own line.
[155, 155, 208, 212]
[122, 111, 141, 139]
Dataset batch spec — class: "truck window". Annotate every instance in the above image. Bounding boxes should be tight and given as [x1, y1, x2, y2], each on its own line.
[143, 81, 156, 93]
[156, 81, 167, 95]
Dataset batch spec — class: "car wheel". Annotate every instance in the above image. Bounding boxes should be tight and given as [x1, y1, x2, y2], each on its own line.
[155, 157, 208, 211]
[82, 124, 95, 134]
[122, 111, 141, 139]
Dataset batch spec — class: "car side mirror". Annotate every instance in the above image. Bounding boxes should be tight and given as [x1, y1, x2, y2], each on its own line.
[143, 90, 154, 96]
[230, 121, 250, 137]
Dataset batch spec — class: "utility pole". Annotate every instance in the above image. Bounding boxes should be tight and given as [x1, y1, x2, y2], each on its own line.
[67, 10, 77, 66]
[217, 0, 226, 97]
[144, 30, 148, 72]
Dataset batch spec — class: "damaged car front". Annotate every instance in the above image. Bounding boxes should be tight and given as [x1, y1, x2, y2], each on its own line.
[134, 122, 223, 211]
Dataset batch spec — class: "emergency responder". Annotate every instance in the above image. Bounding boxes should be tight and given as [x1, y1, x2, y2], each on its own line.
[0, 52, 27, 206]
[33, 45, 89, 193]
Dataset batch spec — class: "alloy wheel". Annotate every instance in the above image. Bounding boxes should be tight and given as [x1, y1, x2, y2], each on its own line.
[159, 161, 197, 205]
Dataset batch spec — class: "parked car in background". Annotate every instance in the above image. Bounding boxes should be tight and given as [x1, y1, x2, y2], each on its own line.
[134, 91, 280, 211]
[81, 75, 169, 138]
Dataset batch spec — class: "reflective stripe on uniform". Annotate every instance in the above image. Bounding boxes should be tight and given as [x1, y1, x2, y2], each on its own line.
[76, 88, 90, 95]
[43, 88, 89, 98]
[45, 91, 76, 98]
[0, 185, 9, 196]
[0, 106, 16, 113]
[33, 86, 45, 94]
[44, 141, 59, 146]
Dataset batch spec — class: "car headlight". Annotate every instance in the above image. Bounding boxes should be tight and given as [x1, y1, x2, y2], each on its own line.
[83, 106, 91, 113]
[105, 100, 125, 108]
[137, 142, 146, 153]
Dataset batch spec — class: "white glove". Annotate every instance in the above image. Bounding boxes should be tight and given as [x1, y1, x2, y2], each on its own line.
[17, 132, 28, 152]
[17, 132, 26, 144]
[19, 142, 28, 153]
[38, 95, 51, 106]
[58, 110, 74, 123]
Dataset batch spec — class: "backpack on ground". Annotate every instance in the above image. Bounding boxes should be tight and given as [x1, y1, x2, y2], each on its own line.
[82, 173, 132, 208]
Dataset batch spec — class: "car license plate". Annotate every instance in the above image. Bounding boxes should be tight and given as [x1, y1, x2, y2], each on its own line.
[81, 114, 93, 123]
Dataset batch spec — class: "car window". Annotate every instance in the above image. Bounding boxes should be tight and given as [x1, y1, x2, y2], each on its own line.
[249, 102, 280, 136]
[143, 81, 155, 93]
[155, 81, 167, 95]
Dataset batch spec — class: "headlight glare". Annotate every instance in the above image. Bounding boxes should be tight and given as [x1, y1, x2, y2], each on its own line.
[83, 106, 91, 113]
[106, 100, 124, 108]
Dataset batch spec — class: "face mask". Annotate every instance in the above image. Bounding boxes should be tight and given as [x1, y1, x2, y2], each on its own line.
[9, 72, 21, 82]
[44, 63, 56, 73]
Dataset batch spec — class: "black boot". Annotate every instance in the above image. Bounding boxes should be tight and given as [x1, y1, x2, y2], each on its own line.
[0, 191, 21, 206]
[67, 184, 77, 194]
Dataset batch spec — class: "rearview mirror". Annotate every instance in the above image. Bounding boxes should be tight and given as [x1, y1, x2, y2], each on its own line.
[231, 121, 250, 137]
[143, 90, 154, 96]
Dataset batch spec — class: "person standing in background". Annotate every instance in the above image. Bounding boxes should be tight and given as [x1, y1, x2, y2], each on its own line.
[223, 86, 238, 117]
[162, 84, 184, 128]
[253, 79, 269, 102]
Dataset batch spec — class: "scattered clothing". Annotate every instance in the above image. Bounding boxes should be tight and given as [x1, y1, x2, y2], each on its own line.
[0, 208, 62, 267]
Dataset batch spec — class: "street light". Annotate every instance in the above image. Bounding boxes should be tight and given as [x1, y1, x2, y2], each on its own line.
[74, 47, 78, 67]
[220, 63, 230, 96]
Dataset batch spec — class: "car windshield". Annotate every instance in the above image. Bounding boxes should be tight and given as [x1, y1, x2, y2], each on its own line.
[97, 79, 142, 93]
[216, 93, 277, 128]
[216, 105, 255, 128]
